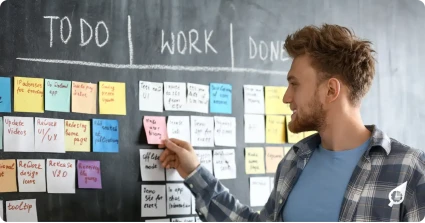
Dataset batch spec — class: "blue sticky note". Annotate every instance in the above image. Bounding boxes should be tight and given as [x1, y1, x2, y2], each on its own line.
[0, 77, 11, 112]
[92, 119, 119, 153]
[45, 79, 71, 112]
[210, 83, 232, 114]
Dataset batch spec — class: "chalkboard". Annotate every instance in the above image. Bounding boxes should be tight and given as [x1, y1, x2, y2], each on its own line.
[1, 0, 425, 221]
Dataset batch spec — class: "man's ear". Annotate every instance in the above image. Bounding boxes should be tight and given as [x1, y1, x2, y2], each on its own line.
[326, 78, 341, 103]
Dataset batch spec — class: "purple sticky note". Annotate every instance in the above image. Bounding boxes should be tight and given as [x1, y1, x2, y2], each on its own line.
[77, 160, 102, 189]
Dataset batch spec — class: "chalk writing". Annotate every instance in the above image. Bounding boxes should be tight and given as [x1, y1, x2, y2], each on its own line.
[249, 37, 289, 62]
[161, 29, 217, 55]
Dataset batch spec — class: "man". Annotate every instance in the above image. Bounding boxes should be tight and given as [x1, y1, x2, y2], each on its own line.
[159, 24, 425, 222]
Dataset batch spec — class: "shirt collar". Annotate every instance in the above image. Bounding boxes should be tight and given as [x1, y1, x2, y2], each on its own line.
[292, 125, 392, 159]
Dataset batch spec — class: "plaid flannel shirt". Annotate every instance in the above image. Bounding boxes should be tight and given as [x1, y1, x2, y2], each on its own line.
[184, 125, 425, 222]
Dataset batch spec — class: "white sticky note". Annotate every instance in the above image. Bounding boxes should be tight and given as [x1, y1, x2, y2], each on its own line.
[250, 177, 271, 207]
[244, 85, 264, 114]
[167, 116, 190, 143]
[191, 195, 196, 214]
[145, 219, 170, 222]
[195, 217, 201, 222]
[186, 83, 209, 113]
[166, 169, 184, 182]
[190, 116, 214, 147]
[140, 149, 165, 181]
[3, 116, 35, 152]
[166, 183, 192, 215]
[164, 82, 186, 111]
[46, 159, 76, 194]
[270, 177, 274, 192]
[195, 150, 213, 174]
[213, 149, 237, 180]
[214, 116, 236, 147]
[141, 185, 166, 217]
[6, 199, 38, 222]
[244, 114, 265, 143]
[17, 159, 46, 192]
[0, 200, 3, 221]
[34, 118, 65, 153]
[172, 217, 195, 222]
[139, 81, 163, 112]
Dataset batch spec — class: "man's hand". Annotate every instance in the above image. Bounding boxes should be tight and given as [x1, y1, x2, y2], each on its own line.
[159, 138, 200, 179]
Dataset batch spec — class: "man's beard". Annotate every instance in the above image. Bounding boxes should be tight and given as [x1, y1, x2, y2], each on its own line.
[288, 94, 326, 133]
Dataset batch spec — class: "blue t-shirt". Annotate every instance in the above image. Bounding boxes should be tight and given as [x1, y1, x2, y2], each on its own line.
[282, 139, 370, 222]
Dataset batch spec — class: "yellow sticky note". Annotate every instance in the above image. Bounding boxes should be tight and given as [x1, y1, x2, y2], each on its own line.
[65, 120, 91, 152]
[304, 131, 317, 138]
[285, 115, 305, 144]
[266, 115, 286, 144]
[99, 81, 126, 115]
[245, 147, 265, 174]
[14, 77, 44, 113]
[265, 86, 291, 115]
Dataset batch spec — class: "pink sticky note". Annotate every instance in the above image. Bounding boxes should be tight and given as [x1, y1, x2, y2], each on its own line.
[143, 116, 168, 144]
[77, 160, 102, 189]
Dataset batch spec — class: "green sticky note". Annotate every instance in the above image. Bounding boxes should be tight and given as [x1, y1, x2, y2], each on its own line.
[0, 117, 3, 150]
[45, 79, 71, 112]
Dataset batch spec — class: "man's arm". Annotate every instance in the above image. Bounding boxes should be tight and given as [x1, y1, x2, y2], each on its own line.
[184, 165, 278, 222]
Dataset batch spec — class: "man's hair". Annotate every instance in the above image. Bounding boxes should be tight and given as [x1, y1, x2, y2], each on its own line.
[284, 24, 376, 106]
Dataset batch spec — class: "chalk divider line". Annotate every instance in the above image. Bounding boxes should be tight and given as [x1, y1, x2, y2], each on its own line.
[16, 58, 287, 75]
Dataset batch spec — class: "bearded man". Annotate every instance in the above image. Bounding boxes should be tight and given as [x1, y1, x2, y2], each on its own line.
[159, 24, 425, 222]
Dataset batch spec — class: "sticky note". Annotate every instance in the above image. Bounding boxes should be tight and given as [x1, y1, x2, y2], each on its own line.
[17, 159, 46, 192]
[14, 76, 44, 113]
[190, 116, 214, 147]
[143, 116, 168, 144]
[167, 116, 190, 143]
[284, 147, 291, 156]
[0, 199, 3, 220]
[146, 219, 170, 222]
[6, 199, 38, 222]
[244, 85, 264, 114]
[99, 81, 126, 115]
[166, 183, 192, 215]
[65, 120, 91, 152]
[250, 177, 271, 207]
[34, 118, 65, 153]
[92, 119, 119, 153]
[172, 217, 196, 222]
[166, 169, 184, 182]
[213, 149, 236, 180]
[186, 83, 209, 113]
[266, 115, 286, 144]
[265, 147, 284, 173]
[45, 79, 71, 112]
[214, 116, 236, 147]
[265, 86, 291, 115]
[72, 81, 97, 114]
[285, 115, 305, 144]
[0, 159, 17, 192]
[245, 147, 265, 174]
[195, 217, 201, 222]
[244, 114, 265, 143]
[164, 82, 186, 111]
[77, 160, 102, 189]
[0, 117, 2, 150]
[139, 81, 163, 112]
[46, 159, 76, 194]
[0, 77, 11, 112]
[141, 185, 166, 217]
[140, 149, 165, 181]
[210, 83, 232, 114]
[195, 150, 213, 174]
[3, 116, 35, 152]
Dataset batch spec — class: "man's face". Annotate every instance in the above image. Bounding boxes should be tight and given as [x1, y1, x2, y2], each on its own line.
[283, 55, 327, 133]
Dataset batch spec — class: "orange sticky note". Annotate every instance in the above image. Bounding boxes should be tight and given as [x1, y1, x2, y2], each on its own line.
[266, 115, 286, 144]
[143, 116, 168, 144]
[265, 147, 284, 173]
[99, 81, 126, 115]
[14, 77, 44, 113]
[65, 120, 91, 152]
[0, 159, 18, 192]
[72, 81, 97, 114]
[285, 115, 304, 144]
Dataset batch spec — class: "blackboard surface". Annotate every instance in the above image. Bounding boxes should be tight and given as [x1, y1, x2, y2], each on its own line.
[1, 0, 425, 221]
